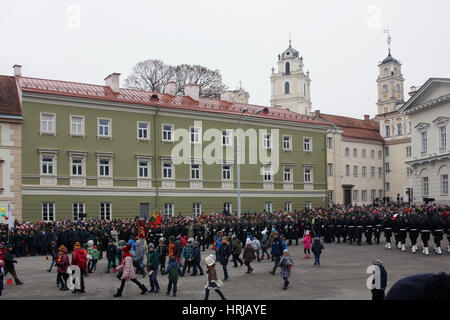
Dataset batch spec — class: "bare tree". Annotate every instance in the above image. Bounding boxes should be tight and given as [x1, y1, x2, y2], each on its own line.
[124, 60, 227, 98]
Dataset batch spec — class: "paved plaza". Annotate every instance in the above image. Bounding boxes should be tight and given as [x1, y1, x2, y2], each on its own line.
[2, 239, 449, 300]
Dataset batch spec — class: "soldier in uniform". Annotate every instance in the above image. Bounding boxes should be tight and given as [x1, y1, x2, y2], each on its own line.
[431, 211, 444, 255]
[383, 213, 393, 249]
[328, 216, 335, 243]
[365, 215, 374, 245]
[419, 212, 432, 255]
[335, 215, 342, 243]
[445, 213, 450, 253]
[355, 216, 364, 246]
[397, 214, 408, 251]
[407, 213, 419, 253]
[373, 213, 382, 244]
[347, 215, 355, 245]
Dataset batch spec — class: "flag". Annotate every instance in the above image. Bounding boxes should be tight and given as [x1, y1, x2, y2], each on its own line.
[154, 213, 162, 229]
[150, 211, 157, 222]
[7, 202, 13, 230]
[136, 219, 148, 239]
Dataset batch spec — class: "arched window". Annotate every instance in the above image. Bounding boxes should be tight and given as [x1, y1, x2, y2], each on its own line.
[382, 84, 388, 93]
[285, 62, 290, 75]
[285, 82, 290, 94]
[384, 68, 389, 75]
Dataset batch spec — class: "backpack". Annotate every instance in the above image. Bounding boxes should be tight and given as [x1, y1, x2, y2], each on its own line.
[168, 265, 179, 281]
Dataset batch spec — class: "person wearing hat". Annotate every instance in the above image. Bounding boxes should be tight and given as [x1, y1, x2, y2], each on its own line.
[269, 231, 284, 275]
[180, 238, 194, 276]
[217, 236, 231, 281]
[371, 260, 387, 300]
[71, 241, 86, 293]
[386, 272, 450, 300]
[3, 243, 23, 285]
[279, 249, 294, 290]
[191, 241, 204, 276]
[157, 237, 168, 273]
[113, 244, 148, 297]
[146, 242, 160, 293]
[242, 238, 255, 274]
[56, 245, 70, 291]
[105, 239, 117, 273]
[204, 254, 226, 300]
[311, 236, 324, 267]
[163, 256, 182, 297]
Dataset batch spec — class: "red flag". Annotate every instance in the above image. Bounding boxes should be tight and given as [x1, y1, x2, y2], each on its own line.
[154, 213, 162, 229]
[136, 219, 148, 238]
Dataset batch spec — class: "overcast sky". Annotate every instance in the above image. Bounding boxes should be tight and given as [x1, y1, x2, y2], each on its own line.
[1, 0, 449, 119]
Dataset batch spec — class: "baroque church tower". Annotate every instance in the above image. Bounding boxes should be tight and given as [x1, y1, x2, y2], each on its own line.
[270, 41, 312, 115]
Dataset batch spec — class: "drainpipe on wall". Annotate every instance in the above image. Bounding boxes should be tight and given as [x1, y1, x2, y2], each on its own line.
[154, 106, 160, 213]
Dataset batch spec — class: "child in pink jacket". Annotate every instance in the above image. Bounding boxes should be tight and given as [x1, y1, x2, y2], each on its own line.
[302, 231, 312, 258]
[113, 244, 148, 297]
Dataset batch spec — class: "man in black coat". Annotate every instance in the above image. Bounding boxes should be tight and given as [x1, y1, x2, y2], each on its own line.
[4, 244, 23, 285]
[28, 230, 37, 256]
[13, 231, 22, 257]
[419, 213, 432, 255]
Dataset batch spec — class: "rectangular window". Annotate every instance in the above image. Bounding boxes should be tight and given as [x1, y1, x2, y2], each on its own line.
[407, 121, 411, 135]
[345, 148, 350, 157]
[371, 150, 375, 159]
[422, 177, 429, 197]
[99, 159, 111, 177]
[406, 146, 412, 157]
[303, 137, 312, 152]
[224, 202, 232, 214]
[163, 162, 173, 179]
[283, 166, 292, 182]
[345, 165, 350, 176]
[98, 119, 111, 137]
[371, 189, 376, 201]
[164, 203, 174, 216]
[72, 203, 84, 220]
[137, 122, 149, 140]
[138, 161, 149, 178]
[384, 147, 389, 157]
[162, 124, 174, 141]
[353, 148, 358, 158]
[190, 127, 201, 144]
[362, 149, 366, 158]
[362, 190, 367, 202]
[191, 164, 201, 180]
[42, 202, 55, 222]
[439, 126, 447, 152]
[384, 162, 390, 173]
[263, 166, 272, 182]
[264, 202, 273, 212]
[41, 157, 54, 175]
[353, 166, 358, 177]
[305, 201, 312, 210]
[193, 203, 202, 217]
[396, 123, 402, 136]
[327, 191, 334, 204]
[371, 167, 375, 177]
[71, 116, 84, 136]
[385, 125, 390, 137]
[362, 166, 367, 177]
[263, 133, 271, 149]
[378, 167, 383, 178]
[222, 165, 231, 180]
[327, 163, 333, 176]
[222, 130, 232, 146]
[441, 174, 448, 196]
[406, 167, 412, 177]
[385, 182, 390, 192]
[100, 203, 112, 220]
[304, 167, 313, 182]
[378, 190, 383, 199]
[41, 113, 55, 134]
[71, 158, 83, 176]
[353, 190, 359, 201]
[326, 137, 333, 149]
[283, 135, 292, 151]
[285, 202, 292, 212]
[378, 150, 382, 159]
[421, 131, 428, 153]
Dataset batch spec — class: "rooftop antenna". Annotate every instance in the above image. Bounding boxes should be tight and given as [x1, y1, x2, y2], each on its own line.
[289, 28, 292, 47]
[383, 27, 391, 54]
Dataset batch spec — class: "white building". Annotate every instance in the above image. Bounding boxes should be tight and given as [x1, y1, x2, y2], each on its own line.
[270, 41, 312, 115]
[400, 78, 450, 205]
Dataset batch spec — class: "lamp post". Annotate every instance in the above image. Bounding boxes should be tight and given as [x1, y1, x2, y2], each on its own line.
[236, 108, 264, 218]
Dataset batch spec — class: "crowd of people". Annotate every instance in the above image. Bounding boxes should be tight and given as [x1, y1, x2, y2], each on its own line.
[0, 203, 449, 298]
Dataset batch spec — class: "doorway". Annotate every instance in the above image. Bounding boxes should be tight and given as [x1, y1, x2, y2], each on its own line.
[140, 203, 150, 219]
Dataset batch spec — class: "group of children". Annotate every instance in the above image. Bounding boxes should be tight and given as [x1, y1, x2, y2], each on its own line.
[302, 230, 325, 266]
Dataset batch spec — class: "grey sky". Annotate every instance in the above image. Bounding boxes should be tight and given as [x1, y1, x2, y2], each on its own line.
[1, 0, 449, 119]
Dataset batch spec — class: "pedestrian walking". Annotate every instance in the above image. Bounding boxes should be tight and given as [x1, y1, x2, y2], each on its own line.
[231, 235, 243, 267]
[3, 244, 23, 285]
[302, 230, 312, 258]
[243, 238, 255, 273]
[260, 229, 270, 260]
[191, 241, 204, 276]
[71, 242, 86, 293]
[146, 243, 160, 294]
[270, 231, 284, 275]
[311, 236, 324, 266]
[279, 249, 293, 289]
[204, 254, 226, 300]
[217, 236, 231, 281]
[113, 244, 148, 297]
[163, 256, 182, 297]
[371, 259, 387, 300]
[55, 245, 70, 291]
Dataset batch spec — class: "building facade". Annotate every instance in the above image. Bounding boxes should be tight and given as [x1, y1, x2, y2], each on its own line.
[270, 42, 312, 115]
[8, 67, 329, 222]
[0, 74, 23, 222]
[400, 78, 450, 205]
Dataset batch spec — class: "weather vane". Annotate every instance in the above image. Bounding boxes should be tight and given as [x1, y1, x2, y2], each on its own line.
[289, 28, 292, 47]
[383, 27, 391, 53]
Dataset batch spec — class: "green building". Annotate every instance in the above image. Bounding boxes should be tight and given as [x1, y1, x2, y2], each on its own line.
[13, 69, 329, 221]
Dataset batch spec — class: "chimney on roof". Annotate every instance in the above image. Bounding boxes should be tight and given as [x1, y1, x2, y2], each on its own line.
[364, 114, 370, 121]
[220, 91, 234, 103]
[184, 84, 199, 101]
[105, 73, 121, 93]
[13, 65, 22, 77]
[164, 81, 177, 95]
[408, 86, 419, 97]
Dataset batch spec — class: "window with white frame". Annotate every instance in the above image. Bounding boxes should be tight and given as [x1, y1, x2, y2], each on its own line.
[190, 127, 201, 144]
[72, 203, 84, 220]
[345, 165, 350, 176]
[99, 159, 111, 177]
[285, 202, 292, 212]
[362, 149, 366, 158]
[361, 190, 367, 202]
[326, 137, 333, 149]
[164, 203, 174, 216]
[162, 124, 174, 141]
[137, 122, 149, 140]
[224, 202, 232, 214]
[371, 167, 375, 177]
[222, 130, 232, 146]
[41, 157, 55, 175]
[98, 119, 111, 137]
[303, 137, 312, 152]
[71, 158, 83, 176]
[353, 166, 358, 177]
[138, 160, 150, 178]
[396, 123, 402, 136]
[263, 165, 272, 182]
[384, 162, 390, 173]
[421, 131, 428, 153]
[406, 146, 412, 157]
[362, 166, 367, 177]
[100, 202, 111, 220]
[41, 113, 55, 134]
[422, 177, 429, 197]
[283, 135, 292, 151]
[222, 165, 231, 180]
[441, 174, 448, 196]
[304, 166, 313, 182]
[163, 161, 173, 179]
[439, 126, 447, 152]
[193, 203, 202, 217]
[283, 166, 292, 182]
[385, 125, 390, 137]
[305, 201, 312, 210]
[327, 163, 333, 176]
[70, 116, 84, 136]
[265, 202, 272, 212]
[42, 202, 55, 222]
[406, 167, 412, 177]
[345, 147, 350, 157]
[263, 133, 271, 149]
[353, 148, 357, 158]
[353, 190, 359, 201]
[327, 191, 334, 204]
[191, 164, 201, 180]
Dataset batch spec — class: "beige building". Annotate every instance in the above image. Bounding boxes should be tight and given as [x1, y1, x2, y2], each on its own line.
[314, 111, 384, 205]
[0, 74, 23, 222]
[400, 78, 450, 205]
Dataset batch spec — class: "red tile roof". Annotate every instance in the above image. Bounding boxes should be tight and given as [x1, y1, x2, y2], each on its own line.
[318, 113, 382, 142]
[16, 76, 329, 127]
[0, 76, 22, 116]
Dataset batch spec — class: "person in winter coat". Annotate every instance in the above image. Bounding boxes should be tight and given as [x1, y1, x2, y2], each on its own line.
[113, 244, 148, 297]
[146, 243, 160, 293]
[231, 235, 243, 267]
[204, 254, 226, 300]
[3, 244, 23, 285]
[90, 245, 100, 272]
[260, 229, 270, 260]
[302, 230, 312, 258]
[191, 241, 204, 276]
[86, 240, 94, 273]
[163, 256, 182, 297]
[135, 237, 146, 276]
[157, 237, 168, 272]
[217, 236, 231, 281]
[311, 237, 324, 266]
[0, 259, 4, 296]
[106, 240, 117, 273]
[371, 259, 387, 300]
[270, 231, 284, 275]
[279, 249, 293, 289]
[47, 241, 58, 272]
[250, 235, 261, 262]
[71, 242, 87, 293]
[243, 239, 256, 273]
[180, 238, 194, 276]
[56, 246, 70, 291]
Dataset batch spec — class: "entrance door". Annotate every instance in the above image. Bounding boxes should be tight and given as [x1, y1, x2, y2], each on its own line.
[140, 203, 150, 219]
[344, 189, 352, 205]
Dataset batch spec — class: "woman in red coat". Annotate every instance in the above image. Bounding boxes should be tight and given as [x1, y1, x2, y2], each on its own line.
[71, 242, 87, 294]
[56, 246, 70, 291]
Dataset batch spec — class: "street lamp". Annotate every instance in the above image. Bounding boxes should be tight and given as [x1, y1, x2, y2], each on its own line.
[236, 108, 264, 218]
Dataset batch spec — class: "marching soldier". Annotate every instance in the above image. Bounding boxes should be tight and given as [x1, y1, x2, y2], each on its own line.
[431, 211, 444, 255]
[419, 212, 432, 255]
[383, 213, 393, 249]
[407, 213, 419, 253]
[373, 214, 382, 244]
[365, 215, 374, 245]
[397, 214, 408, 251]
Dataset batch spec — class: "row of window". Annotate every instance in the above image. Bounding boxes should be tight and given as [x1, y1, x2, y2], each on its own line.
[384, 122, 410, 137]
[341, 165, 383, 178]
[327, 189, 384, 204]
[420, 125, 447, 155]
[422, 175, 448, 197]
